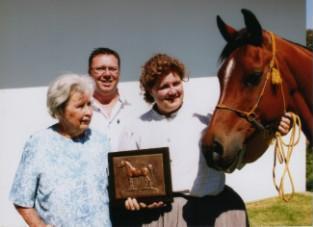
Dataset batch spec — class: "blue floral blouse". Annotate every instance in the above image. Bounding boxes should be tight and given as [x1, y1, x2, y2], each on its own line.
[10, 125, 111, 227]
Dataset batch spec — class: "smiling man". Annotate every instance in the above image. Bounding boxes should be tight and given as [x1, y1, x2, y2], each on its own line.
[88, 47, 135, 151]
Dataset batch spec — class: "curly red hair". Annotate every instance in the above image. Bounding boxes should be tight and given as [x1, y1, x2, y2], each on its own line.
[140, 53, 187, 103]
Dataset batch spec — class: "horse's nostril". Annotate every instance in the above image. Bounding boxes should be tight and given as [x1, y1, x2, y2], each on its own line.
[201, 140, 224, 170]
[212, 140, 223, 161]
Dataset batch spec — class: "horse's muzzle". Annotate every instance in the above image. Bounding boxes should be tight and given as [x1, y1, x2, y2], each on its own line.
[201, 141, 242, 173]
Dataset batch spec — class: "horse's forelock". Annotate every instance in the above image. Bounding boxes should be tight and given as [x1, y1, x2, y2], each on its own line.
[219, 29, 263, 63]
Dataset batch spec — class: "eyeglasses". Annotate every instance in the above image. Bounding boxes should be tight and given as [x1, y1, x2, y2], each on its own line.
[92, 65, 119, 74]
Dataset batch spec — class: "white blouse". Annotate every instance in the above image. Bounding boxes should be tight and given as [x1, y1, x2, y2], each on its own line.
[119, 102, 225, 197]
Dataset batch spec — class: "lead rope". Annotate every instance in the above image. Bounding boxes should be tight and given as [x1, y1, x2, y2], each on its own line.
[272, 113, 302, 201]
[268, 32, 302, 201]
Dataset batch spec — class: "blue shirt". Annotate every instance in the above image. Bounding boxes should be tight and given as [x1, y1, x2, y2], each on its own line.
[10, 125, 111, 227]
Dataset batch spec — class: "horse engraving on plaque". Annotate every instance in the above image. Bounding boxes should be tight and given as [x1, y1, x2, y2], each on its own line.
[118, 160, 157, 191]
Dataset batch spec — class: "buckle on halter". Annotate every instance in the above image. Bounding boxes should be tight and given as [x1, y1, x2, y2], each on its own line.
[246, 113, 265, 131]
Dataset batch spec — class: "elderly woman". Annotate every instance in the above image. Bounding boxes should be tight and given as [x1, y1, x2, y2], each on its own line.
[10, 74, 111, 227]
[113, 53, 291, 227]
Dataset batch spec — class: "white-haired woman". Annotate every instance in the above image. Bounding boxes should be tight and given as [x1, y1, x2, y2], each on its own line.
[10, 74, 111, 227]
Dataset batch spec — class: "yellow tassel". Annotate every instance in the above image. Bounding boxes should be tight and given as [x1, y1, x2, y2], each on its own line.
[271, 67, 282, 85]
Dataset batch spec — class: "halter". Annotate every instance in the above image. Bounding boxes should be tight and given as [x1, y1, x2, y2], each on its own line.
[216, 32, 285, 132]
[216, 32, 301, 201]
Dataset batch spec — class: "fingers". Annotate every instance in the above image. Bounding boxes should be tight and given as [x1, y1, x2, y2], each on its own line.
[125, 197, 140, 211]
[284, 112, 293, 119]
[278, 112, 292, 136]
[125, 198, 165, 211]
[139, 202, 147, 208]
[278, 120, 289, 135]
[147, 201, 164, 209]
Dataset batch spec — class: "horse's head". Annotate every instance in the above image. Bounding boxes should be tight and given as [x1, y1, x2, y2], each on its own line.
[118, 160, 126, 168]
[202, 9, 288, 172]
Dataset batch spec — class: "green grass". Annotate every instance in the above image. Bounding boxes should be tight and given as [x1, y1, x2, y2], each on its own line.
[306, 145, 313, 191]
[246, 192, 313, 226]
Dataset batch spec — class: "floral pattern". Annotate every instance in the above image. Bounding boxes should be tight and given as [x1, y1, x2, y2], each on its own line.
[10, 125, 111, 227]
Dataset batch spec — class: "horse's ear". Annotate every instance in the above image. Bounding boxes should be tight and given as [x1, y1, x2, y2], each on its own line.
[241, 9, 263, 45]
[217, 15, 238, 42]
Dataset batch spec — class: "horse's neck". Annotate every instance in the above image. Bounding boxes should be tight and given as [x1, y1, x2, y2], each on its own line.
[125, 161, 135, 170]
[281, 40, 312, 104]
[280, 39, 313, 143]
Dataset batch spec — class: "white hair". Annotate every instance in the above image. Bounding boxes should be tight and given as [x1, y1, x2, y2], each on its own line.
[47, 73, 95, 118]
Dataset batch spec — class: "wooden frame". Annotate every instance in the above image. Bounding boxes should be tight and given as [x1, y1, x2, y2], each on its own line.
[108, 147, 172, 206]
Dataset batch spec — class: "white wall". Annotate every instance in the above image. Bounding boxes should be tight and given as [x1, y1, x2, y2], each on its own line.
[0, 77, 306, 226]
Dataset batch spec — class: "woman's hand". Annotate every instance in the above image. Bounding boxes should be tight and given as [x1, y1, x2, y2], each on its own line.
[14, 205, 51, 227]
[278, 112, 292, 136]
[125, 197, 165, 211]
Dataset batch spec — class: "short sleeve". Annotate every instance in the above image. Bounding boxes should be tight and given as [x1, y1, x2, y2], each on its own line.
[9, 136, 40, 207]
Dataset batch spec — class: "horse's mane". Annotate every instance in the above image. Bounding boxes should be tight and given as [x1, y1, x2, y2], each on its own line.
[284, 38, 313, 52]
[218, 30, 312, 63]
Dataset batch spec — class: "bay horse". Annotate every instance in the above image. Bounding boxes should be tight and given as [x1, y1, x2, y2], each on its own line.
[202, 9, 312, 173]
[119, 160, 154, 190]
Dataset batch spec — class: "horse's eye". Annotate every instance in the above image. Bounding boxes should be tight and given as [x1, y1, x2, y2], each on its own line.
[244, 72, 262, 87]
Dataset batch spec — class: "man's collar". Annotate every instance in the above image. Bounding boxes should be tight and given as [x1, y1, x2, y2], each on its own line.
[91, 94, 131, 110]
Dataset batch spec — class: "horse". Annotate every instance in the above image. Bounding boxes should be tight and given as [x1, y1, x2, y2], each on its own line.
[118, 160, 154, 190]
[201, 9, 312, 173]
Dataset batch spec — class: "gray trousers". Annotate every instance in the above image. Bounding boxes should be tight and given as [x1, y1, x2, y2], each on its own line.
[110, 185, 249, 227]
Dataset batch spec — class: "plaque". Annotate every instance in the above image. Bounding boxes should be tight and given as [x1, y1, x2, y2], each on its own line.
[108, 147, 172, 206]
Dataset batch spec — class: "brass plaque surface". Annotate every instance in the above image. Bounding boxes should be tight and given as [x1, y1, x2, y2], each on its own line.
[108, 147, 172, 205]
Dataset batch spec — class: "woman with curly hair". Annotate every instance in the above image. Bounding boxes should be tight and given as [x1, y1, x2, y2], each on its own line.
[111, 53, 247, 227]
[113, 53, 290, 227]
